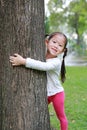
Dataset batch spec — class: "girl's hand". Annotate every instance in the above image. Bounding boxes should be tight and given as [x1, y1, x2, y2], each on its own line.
[9, 53, 26, 66]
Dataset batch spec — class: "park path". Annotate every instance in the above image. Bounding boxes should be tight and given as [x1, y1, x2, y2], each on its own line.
[65, 52, 87, 66]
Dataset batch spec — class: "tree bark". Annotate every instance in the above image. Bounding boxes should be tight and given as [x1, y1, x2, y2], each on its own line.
[0, 0, 51, 130]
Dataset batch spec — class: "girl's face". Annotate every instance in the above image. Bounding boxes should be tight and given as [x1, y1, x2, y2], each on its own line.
[46, 34, 66, 58]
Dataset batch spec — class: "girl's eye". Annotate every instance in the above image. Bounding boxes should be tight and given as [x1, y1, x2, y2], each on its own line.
[59, 44, 62, 47]
[53, 41, 56, 43]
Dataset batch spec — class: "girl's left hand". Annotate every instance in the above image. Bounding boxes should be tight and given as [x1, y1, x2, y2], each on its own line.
[9, 53, 26, 66]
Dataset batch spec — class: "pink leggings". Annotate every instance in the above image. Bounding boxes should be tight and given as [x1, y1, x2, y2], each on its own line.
[48, 92, 68, 130]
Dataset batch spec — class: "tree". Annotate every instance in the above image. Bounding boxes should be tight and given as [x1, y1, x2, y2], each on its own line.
[65, 0, 87, 45]
[45, 16, 50, 34]
[47, 0, 87, 44]
[47, 0, 87, 55]
[0, 0, 51, 130]
[47, 0, 67, 32]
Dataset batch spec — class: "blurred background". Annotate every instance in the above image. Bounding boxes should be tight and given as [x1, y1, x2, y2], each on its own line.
[45, 0, 87, 66]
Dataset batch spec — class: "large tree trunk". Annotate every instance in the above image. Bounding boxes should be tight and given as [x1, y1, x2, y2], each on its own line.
[0, 0, 51, 130]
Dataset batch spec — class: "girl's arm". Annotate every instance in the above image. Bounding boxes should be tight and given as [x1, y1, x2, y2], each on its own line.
[10, 54, 60, 71]
[25, 58, 59, 71]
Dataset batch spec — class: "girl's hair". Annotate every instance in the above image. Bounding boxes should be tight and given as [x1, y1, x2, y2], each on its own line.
[45, 32, 68, 83]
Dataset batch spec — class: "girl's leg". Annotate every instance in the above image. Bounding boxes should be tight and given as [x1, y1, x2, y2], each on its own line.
[52, 92, 68, 130]
[48, 96, 52, 104]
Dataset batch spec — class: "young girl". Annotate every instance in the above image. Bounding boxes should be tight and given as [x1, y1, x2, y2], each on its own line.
[10, 32, 68, 130]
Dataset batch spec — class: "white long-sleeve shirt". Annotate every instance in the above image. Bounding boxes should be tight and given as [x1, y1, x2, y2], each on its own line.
[25, 57, 64, 96]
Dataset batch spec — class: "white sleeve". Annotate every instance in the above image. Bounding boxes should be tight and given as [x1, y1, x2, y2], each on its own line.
[25, 58, 60, 71]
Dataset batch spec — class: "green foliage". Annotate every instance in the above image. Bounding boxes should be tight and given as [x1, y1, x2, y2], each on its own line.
[47, 0, 67, 32]
[66, 0, 87, 36]
[47, 0, 87, 35]
[45, 16, 50, 34]
[48, 0, 63, 13]
[46, 0, 87, 55]
[49, 66, 87, 130]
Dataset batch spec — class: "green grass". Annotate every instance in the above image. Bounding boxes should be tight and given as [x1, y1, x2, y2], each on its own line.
[49, 66, 87, 130]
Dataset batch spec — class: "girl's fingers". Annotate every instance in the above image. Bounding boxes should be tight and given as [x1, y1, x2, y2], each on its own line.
[14, 53, 22, 58]
[9, 54, 19, 60]
[12, 63, 16, 66]
[9, 56, 13, 59]
[9, 56, 16, 63]
[13, 53, 19, 57]
[9, 53, 23, 66]
[10, 56, 15, 60]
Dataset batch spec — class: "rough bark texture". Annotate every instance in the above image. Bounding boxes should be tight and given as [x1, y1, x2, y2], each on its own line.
[0, 0, 51, 130]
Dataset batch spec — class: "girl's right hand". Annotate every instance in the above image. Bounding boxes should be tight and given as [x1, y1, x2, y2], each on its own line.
[9, 53, 26, 66]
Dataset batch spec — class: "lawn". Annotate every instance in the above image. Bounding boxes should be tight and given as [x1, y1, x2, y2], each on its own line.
[49, 66, 87, 130]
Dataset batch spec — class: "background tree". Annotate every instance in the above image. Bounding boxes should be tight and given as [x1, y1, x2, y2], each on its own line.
[47, 0, 67, 32]
[64, 0, 87, 54]
[0, 0, 51, 130]
[65, 0, 87, 45]
[45, 16, 50, 34]
[46, 0, 87, 55]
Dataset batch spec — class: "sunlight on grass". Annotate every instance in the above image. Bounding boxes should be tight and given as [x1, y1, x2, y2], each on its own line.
[49, 66, 87, 130]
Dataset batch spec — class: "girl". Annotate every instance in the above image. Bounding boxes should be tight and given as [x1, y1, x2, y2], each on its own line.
[10, 32, 68, 130]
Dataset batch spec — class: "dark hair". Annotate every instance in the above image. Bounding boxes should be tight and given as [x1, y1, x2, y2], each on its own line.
[60, 47, 67, 83]
[45, 32, 68, 83]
